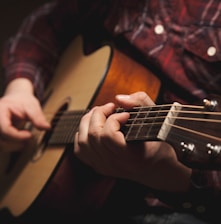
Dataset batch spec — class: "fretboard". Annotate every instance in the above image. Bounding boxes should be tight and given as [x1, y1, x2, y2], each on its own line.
[47, 103, 179, 146]
[119, 103, 177, 142]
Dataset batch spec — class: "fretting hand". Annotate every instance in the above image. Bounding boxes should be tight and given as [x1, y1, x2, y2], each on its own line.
[74, 91, 192, 192]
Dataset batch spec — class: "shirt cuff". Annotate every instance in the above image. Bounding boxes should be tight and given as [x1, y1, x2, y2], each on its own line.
[4, 62, 45, 101]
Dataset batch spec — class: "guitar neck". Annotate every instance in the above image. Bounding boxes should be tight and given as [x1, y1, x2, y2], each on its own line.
[48, 103, 176, 146]
[119, 103, 181, 142]
[48, 100, 221, 170]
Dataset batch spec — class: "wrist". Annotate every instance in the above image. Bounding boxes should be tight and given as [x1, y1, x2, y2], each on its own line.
[4, 78, 34, 95]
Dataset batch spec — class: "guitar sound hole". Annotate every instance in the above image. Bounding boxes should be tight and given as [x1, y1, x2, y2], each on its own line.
[32, 103, 69, 161]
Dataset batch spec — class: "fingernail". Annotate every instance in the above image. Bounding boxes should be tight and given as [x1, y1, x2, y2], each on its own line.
[116, 94, 130, 99]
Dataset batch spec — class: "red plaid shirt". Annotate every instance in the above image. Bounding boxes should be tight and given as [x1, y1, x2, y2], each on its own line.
[2, 0, 221, 221]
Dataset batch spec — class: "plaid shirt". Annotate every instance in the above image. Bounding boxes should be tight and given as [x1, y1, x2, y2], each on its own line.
[2, 0, 221, 221]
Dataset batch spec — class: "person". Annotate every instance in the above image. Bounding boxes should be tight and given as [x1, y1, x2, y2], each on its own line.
[0, 0, 221, 223]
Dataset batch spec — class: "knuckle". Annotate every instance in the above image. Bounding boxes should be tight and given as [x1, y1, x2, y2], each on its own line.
[100, 131, 109, 141]
[88, 127, 99, 141]
[137, 91, 148, 101]
[137, 91, 153, 106]
[77, 133, 86, 146]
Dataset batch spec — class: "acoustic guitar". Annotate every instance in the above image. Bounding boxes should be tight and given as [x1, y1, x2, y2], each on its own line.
[0, 36, 160, 221]
[0, 36, 221, 222]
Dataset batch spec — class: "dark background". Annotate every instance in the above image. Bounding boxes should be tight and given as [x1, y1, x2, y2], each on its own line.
[0, 0, 50, 95]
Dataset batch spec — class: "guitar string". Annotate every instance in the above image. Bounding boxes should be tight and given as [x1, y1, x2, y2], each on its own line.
[42, 103, 206, 116]
[43, 116, 221, 144]
[38, 104, 221, 143]
[42, 103, 221, 117]
[27, 103, 221, 145]
[124, 106, 221, 141]
[168, 123, 221, 141]
[45, 115, 221, 143]
[47, 120, 221, 145]
[43, 107, 221, 127]
[124, 121, 221, 142]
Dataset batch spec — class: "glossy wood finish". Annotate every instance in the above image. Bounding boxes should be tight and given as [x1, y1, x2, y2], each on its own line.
[0, 36, 160, 222]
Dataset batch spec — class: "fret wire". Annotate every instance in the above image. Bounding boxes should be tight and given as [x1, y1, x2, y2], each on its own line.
[134, 107, 148, 139]
[125, 107, 140, 140]
[140, 107, 150, 139]
[125, 106, 167, 141]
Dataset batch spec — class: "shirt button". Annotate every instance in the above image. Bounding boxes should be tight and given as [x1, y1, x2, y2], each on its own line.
[154, 24, 164, 35]
[207, 46, 216, 56]
[196, 205, 206, 213]
[114, 25, 121, 33]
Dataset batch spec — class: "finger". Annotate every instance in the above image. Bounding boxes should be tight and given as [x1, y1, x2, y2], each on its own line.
[74, 106, 101, 158]
[77, 108, 94, 146]
[102, 112, 129, 148]
[0, 109, 32, 140]
[1, 125, 32, 140]
[75, 103, 115, 157]
[115, 91, 155, 108]
[88, 103, 116, 142]
[74, 131, 80, 154]
[24, 103, 51, 130]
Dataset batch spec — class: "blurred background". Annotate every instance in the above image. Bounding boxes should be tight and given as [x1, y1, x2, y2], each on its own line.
[0, 0, 50, 95]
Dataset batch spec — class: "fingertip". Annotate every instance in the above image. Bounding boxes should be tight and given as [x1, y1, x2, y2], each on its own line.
[43, 121, 51, 129]
[105, 102, 116, 109]
[33, 117, 51, 130]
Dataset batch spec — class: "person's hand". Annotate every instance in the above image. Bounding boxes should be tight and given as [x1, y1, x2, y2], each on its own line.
[74, 91, 192, 192]
[0, 78, 50, 151]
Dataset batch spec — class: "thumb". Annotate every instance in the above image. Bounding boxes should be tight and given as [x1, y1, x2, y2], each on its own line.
[27, 106, 51, 130]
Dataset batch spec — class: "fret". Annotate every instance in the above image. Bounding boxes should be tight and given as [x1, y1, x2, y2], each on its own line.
[124, 106, 152, 141]
[47, 105, 178, 146]
[47, 104, 180, 145]
[121, 105, 173, 141]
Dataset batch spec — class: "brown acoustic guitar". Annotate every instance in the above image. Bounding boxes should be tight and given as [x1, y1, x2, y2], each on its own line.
[0, 36, 160, 222]
[0, 36, 221, 223]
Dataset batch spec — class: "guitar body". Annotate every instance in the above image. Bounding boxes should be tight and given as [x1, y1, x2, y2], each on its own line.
[0, 36, 160, 222]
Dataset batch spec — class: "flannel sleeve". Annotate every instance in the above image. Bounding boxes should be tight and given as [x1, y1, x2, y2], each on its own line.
[1, 0, 111, 101]
[1, 0, 87, 101]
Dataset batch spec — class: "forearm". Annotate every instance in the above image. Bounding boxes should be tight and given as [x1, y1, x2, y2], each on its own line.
[2, 0, 111, 102]
[2, 1, 73, 101]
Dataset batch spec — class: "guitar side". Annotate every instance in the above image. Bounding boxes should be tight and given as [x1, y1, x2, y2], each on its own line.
[0, 36, 161, 219]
